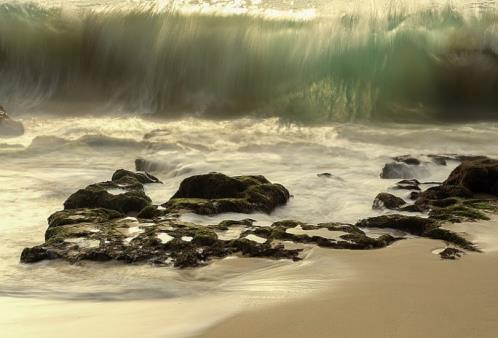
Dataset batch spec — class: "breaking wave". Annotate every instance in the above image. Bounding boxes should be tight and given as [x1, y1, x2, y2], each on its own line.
[0, 1, 497, 123]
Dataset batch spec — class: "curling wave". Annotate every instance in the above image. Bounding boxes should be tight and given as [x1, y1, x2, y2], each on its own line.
[0, 2, 497, 123]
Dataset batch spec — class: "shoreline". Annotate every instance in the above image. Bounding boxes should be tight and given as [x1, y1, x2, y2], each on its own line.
[199, 237, 498, 338]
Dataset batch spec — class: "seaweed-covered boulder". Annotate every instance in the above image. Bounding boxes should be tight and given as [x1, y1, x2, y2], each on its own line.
[356, 214, 437, 235]
[373, 193, 406, 210]
[64, 189, 151, 214]
[444, 157, 498, 195]
[356, 214, 477, 250]
[112, 169, 162, 184]
[164, 173, 290, 215]
[0, 106, 24, 138]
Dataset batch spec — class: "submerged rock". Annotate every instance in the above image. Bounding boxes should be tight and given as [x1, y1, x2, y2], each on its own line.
[372, 193, 406, 210]
[0, 106, 24, 138]
[164, 173, 290, 215]
[393, 155, 421, 165]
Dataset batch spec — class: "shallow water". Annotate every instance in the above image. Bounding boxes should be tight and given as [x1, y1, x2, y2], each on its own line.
[1, 116, 498, 336]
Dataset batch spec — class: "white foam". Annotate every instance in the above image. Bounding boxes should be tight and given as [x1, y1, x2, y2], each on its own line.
[244, 234, 267, 244]
[158, 233, 174, 244]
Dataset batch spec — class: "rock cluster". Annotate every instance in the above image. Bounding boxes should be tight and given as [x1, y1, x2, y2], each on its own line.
[21, 156, 498, 268]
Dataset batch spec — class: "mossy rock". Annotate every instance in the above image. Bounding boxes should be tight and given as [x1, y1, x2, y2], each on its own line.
[164, 173, 290, 215]
[64, 189, 151, 214]
[372, 192, 406, 210]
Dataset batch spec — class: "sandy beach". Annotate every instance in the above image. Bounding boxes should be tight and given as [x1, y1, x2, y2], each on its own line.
[3, 228, 498, 338]
[200, 237, 498, 338]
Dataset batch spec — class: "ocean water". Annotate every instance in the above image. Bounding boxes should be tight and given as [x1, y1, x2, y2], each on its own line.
[1, 0, 498, 337]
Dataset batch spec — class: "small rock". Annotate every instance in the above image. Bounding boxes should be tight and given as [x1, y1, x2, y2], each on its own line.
[439, 247, 465, 260]
[373, 193, 406, 210]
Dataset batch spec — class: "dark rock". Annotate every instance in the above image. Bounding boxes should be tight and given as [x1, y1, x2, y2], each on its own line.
[439, 247, 465, 260]
[136, 205, 169, 219]
[357, 214, 477, 250]
[164, 173, 290, 215]
[356, 214, 437, 235]
[0, 106, 24, 138]
[444, 157, 498, 195]
[20, 246, 55, 263]
[317, 173, 332, 178]
[399, 204, 426, 213]
[416, 185, 472, 207]
[409, 191, 420, 200]
[428, 205, 489, 223]
[112, 169, 162, 184]
[64, 189, 151, 214]
[372, 193, 406, 210]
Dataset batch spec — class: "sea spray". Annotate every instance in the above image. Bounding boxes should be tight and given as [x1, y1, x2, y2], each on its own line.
[0, 2, 497, 121]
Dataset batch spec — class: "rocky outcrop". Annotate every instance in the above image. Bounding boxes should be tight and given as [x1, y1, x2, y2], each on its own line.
[163, 173, 290, 215]
[0, 106, 24, 138]
[444, 157, 498, 195]
[63, 169, 162, 214]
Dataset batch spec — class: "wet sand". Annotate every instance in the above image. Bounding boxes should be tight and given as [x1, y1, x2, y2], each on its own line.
[3, 225, 498, 338]
[200, 238, 498, 338]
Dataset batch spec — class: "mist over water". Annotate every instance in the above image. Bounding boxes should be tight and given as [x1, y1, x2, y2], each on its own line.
[0, 0, 497, 122]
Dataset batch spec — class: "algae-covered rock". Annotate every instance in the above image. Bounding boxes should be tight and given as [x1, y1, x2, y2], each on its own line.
[64, 189, 151, 214]
[164, 173, 290, 215]
[372, 193, 406, 210]
[356, 214, 437, 235]
[356, 214, 478, 251]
